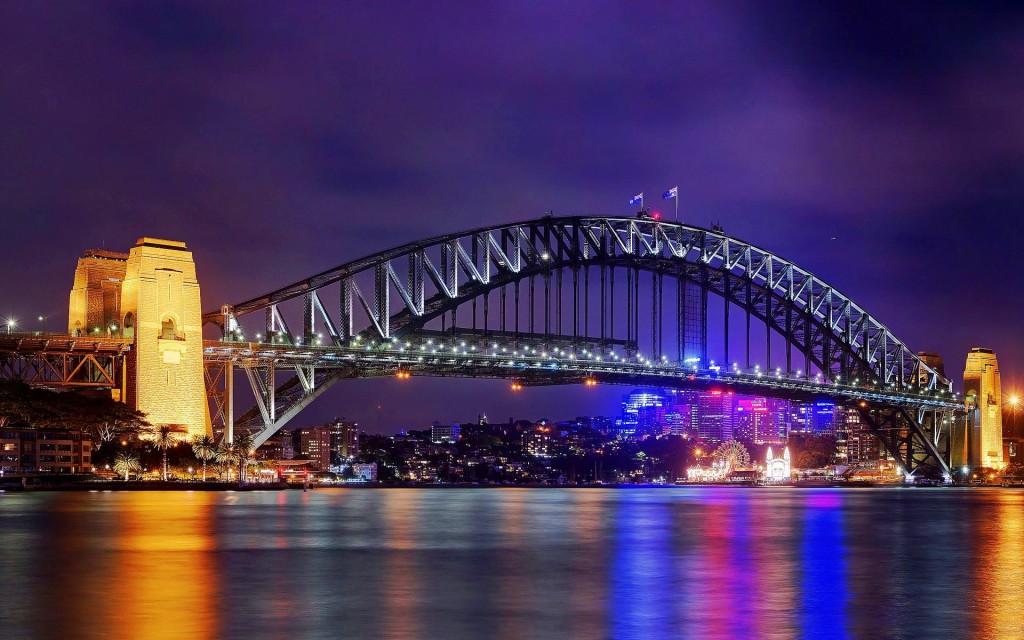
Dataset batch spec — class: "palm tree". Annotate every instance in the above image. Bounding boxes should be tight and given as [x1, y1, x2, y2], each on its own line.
[151, 425, 181, 481]
[191, 434, 217, 481]
[216, 438, 240, 481]
[234, 431, 256, 482]
[113, 451, 141, 481]
[216, 431, 256, 483]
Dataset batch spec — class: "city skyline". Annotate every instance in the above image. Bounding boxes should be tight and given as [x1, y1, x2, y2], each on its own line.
[1, 2, 1023, 432]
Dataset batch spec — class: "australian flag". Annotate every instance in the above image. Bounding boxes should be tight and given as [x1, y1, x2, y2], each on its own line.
[663, 186, 678, 199]
[628, 193, 644, 206]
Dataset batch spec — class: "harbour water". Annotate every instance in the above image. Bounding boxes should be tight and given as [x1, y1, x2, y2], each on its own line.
[1, 487, 1022, 640]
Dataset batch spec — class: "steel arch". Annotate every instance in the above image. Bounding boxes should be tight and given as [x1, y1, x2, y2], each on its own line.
[207, 216, 951, 390]
[203, 215, 956, 476]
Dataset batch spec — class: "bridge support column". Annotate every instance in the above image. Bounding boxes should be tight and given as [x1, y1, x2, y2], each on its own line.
[226, 361, 234, 445]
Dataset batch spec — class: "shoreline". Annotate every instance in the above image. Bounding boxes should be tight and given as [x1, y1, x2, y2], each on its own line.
[2, 480, 1016, 492]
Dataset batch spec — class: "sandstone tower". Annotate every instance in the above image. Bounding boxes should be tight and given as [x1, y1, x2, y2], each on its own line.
[962, 348, 1003, 469]
[68, 238, 211, 439]
[67, 249, 129, 337]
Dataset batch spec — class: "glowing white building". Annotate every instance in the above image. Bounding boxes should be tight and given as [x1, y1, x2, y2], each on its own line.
[765, 446, 791, 482]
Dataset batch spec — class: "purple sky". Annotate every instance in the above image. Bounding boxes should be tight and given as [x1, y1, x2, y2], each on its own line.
[2, 1, 1023, 432]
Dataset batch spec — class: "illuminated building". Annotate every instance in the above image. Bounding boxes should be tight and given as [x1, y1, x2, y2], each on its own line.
[0, 427, 92, 475]
[732, 397, 775, 444]
[962, 348, 1004, 469]
[297, 426, 331, 470]
[67, 238, 211, 439]
[765, 446, 791, 482]
[430, 423, 461, 443]
[621, 388, 666, 432]
[349, 463, 377, 482]
[697, 390, 734, 442]
[258, 428, 294, 460]
[768, 398, 791, 440]
[734, 404, 754, 442]
[687, 458, 730, 482]
[838, 408, 881, 464]
[809, 401, 841, 435]
[636, 404, 666, 437]
[523, 425, 555, 456]
[328, 419, 360, 461]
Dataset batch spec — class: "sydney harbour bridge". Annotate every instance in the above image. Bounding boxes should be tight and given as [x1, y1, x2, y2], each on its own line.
[0, 215, 961, 478]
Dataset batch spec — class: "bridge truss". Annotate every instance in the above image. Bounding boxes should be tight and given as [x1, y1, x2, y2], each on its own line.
[202, 215, 960, 478]
[0, 335, 130, 393]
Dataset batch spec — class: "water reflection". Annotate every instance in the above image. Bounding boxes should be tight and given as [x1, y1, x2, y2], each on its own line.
[974, 490, 1024, 640]
[800, 491, 848, 640]
[2, 487, 1024, 640]
[106, 493, 217, 639]
[381, 489, 421, 639]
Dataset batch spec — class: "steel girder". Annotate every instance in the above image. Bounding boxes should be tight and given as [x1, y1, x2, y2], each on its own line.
[0, 334, 130, 389]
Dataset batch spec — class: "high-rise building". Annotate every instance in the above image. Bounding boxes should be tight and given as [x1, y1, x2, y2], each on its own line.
[733, 403, 754, 443]
[297, 426, 332, 470]
[622, 389, 666, 424]
[748, 397, 775, 444]
[767, 398, 791, 441]
[697, 390, 734, 442]
[809, 401, 841, 435]
[962, 348, 1003, 469]
[840, 406, 883, 464]
[327, 420, 359, 462]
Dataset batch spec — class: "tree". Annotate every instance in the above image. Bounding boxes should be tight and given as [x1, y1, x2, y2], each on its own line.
[788, 434, 838, 469]
[150, 425, 183, 481]
[234, 431, 256, 482]
[0, 381, 150, 447]
[191, 434, 217, 481]
[90, 402, 149, 449]
[113, 451, 141, 481]
[217, 430, 255, 482]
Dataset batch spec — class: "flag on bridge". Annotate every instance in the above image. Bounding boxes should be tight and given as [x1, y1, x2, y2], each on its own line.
[663, 186, 678, 200]
[628, 193, 644, 207]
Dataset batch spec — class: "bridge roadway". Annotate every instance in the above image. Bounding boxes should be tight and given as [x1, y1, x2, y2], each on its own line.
[1, 332, 959, 412]
[201, 335, 961, 411]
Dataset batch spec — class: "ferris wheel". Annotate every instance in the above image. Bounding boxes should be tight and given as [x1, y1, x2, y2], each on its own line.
[712, 440, 752, 470]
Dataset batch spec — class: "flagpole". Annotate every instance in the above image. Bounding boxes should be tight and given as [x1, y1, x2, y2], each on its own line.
[675, 187, 678, 222]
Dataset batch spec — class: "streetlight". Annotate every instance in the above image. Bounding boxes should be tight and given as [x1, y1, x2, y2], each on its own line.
[38, 315, 47, 334]
[1006, 394, 1021, 440]
[5, 318, 16, 334]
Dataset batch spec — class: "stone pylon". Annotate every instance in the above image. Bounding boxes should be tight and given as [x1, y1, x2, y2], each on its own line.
[962, 348, 1003, 469]
[69, 238, 211, 439]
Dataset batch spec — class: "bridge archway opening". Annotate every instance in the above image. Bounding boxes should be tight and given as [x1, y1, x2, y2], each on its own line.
[160, 317, 177, 340]
[123, 312, 135, 340]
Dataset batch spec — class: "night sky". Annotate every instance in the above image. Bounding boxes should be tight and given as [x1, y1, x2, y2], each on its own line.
[2, 1, 1022, 432]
